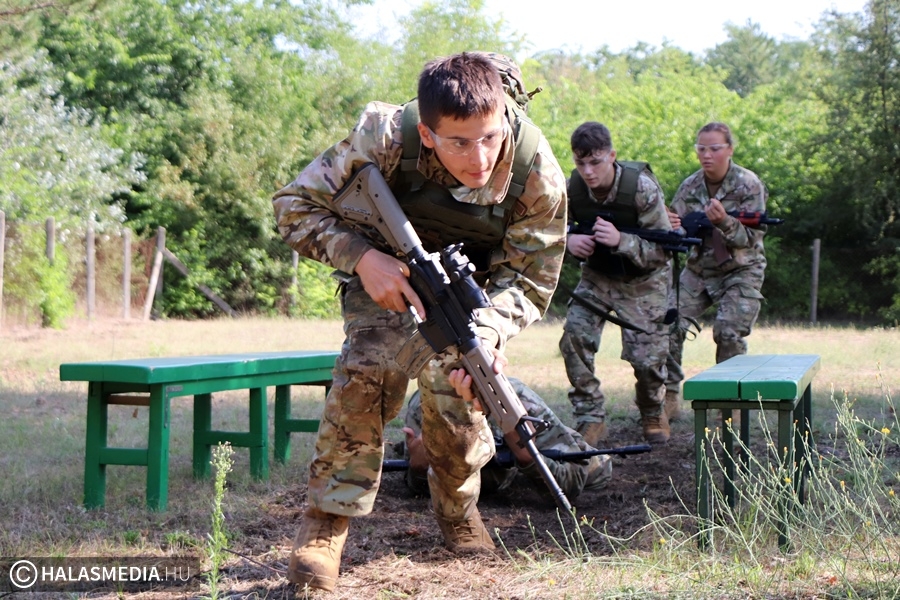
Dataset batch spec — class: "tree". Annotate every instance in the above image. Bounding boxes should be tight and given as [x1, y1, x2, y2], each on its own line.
[0, 51, 143, 325]
[807, 0, 900, 321]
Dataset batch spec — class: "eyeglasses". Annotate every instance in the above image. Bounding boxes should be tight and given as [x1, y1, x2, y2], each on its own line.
[694, 144, 730, 155]
[426, 123, 509, 156]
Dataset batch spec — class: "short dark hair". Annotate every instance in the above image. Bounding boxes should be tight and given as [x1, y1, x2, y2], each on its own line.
[698, 122, 734, 146]
[417, 52, 505, 130]
[571, 122, 613, 159]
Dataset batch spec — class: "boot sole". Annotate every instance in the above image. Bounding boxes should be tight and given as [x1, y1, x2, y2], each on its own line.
[288, 568, 337, 592]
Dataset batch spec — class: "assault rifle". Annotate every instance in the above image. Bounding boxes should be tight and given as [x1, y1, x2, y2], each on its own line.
[568, 211, 702, 254]
[382, 443, 652, 472]
[566, 211, 701, 328]
[680, 210, 784, 239]
[333, 163, 574, 514]
[679, 210, 783, 265]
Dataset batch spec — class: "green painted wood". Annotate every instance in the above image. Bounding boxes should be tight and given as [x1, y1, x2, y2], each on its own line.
[67, 351, 338, 511]
[60, 351, 338, 385]
[687, 353, 820, 549]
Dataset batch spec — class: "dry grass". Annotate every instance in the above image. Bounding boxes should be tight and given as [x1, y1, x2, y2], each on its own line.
[0, 317, 898, 598]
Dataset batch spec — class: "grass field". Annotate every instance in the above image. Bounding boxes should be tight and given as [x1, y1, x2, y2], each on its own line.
[1, 317, 898, 598]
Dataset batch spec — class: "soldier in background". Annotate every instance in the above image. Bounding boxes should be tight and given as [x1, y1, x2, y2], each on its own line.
[558, 122, 673, 446]
[400, 377, 612, 500]
[665, 122, 768, 411]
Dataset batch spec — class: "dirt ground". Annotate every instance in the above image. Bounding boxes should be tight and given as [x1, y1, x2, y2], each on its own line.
[201, 415, 700, 599]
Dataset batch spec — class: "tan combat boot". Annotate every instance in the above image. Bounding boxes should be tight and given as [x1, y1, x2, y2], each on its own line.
[287, 506, 349, 592]
[641, 411, 670, 445]
[576, 420, 608, 447]
[665, 390, 683, 422]
[435, 509, 496, 553]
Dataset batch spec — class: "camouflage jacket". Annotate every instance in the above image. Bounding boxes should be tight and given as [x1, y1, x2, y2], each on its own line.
[670, 161, 767, 276]
[272, 101, 567, 348]
[568, 162, 671, 278]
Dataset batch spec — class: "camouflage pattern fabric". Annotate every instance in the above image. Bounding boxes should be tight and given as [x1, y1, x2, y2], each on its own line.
[272, 101, 567, 521]
[404, 377, 612, 500]
[272, 101, 567, 352]
[559, 164, 672, 423]
[665, 161, 767, 392]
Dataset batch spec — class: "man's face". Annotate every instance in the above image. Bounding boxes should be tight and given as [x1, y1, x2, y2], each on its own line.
[418, 106, 507, 189]
[573, 148, 617, 191]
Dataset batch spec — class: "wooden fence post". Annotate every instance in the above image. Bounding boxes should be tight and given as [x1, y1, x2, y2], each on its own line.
[0, 211, 5, 332]
[86, 224, 95, 321]
[155, 226, 165, 310]
[810, 238, 821, 325]
[123, 228, 132, 320]
[46, 217, 55, 265]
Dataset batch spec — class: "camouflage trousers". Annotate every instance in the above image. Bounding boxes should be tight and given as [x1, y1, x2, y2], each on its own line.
[559, 268, 669, 423]
[665, 267, 764, 392]
[307, 278, 494, 521]
[405, 377, 612, 500]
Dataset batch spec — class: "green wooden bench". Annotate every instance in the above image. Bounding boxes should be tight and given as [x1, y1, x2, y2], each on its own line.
[683, 353, 821, 548]
[59, 350, 338, 511]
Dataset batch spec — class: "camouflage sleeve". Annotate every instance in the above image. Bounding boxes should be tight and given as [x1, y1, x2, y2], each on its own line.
[271, 102, 404, 275]
[669, 170, 704, 217]
[475, 137, 567, 350]
[614, 170, 672, 271]
[510, 378, 590, 499]
[715, 164, 768, 250]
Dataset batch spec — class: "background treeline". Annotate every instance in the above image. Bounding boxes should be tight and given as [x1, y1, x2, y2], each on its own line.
[3, 0, 900, 326]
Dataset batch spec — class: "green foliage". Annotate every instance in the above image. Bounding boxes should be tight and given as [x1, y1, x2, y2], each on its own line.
[206, 442, 233, 600]
[3, 225, 76, 327]
[2, 0, 898, 323]
[292, 258, 340, 319]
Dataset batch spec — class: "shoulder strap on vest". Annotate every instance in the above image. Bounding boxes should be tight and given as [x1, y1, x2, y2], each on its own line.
[614, 161, 649, 205]
[400, 101, 425, 189]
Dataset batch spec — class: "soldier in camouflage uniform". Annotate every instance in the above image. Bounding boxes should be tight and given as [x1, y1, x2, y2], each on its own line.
[558, 122, 673, 446]
[401, 377, 612, 500]
[271, 52, 566, 592]
[665, 122, 768, 411]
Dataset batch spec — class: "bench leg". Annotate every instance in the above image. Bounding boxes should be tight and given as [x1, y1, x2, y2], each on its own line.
[796, 384, 813, 504]
[777, 407, 794, 550]
[146, 386, 171, 511]
[84, 383, 108, 509]
[722, 409, 736, 509]
[695, 406, 712, 548]
[274, 385, 291, 465]
[249, 387, 268, 480]
[193, 393, 213, 479]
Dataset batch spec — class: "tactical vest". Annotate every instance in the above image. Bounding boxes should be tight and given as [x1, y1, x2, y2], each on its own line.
[568, 161, 650, 278]
[391, 95, 541, 275]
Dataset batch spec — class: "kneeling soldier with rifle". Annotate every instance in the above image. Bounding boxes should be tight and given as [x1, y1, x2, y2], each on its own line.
[272, 53, 567, 593]
[559, 121, 676, 447]
[394, 377, 632, 500]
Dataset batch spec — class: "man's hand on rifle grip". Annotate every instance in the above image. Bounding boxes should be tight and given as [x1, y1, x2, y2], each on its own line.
[666, 208, 681, 230]
[567, 233, 595, 260]
[592, 216, 622, 248]
[356, 248, 426, 316]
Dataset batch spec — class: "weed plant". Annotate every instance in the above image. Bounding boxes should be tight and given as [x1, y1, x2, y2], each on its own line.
[526, 373, 900, 597]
